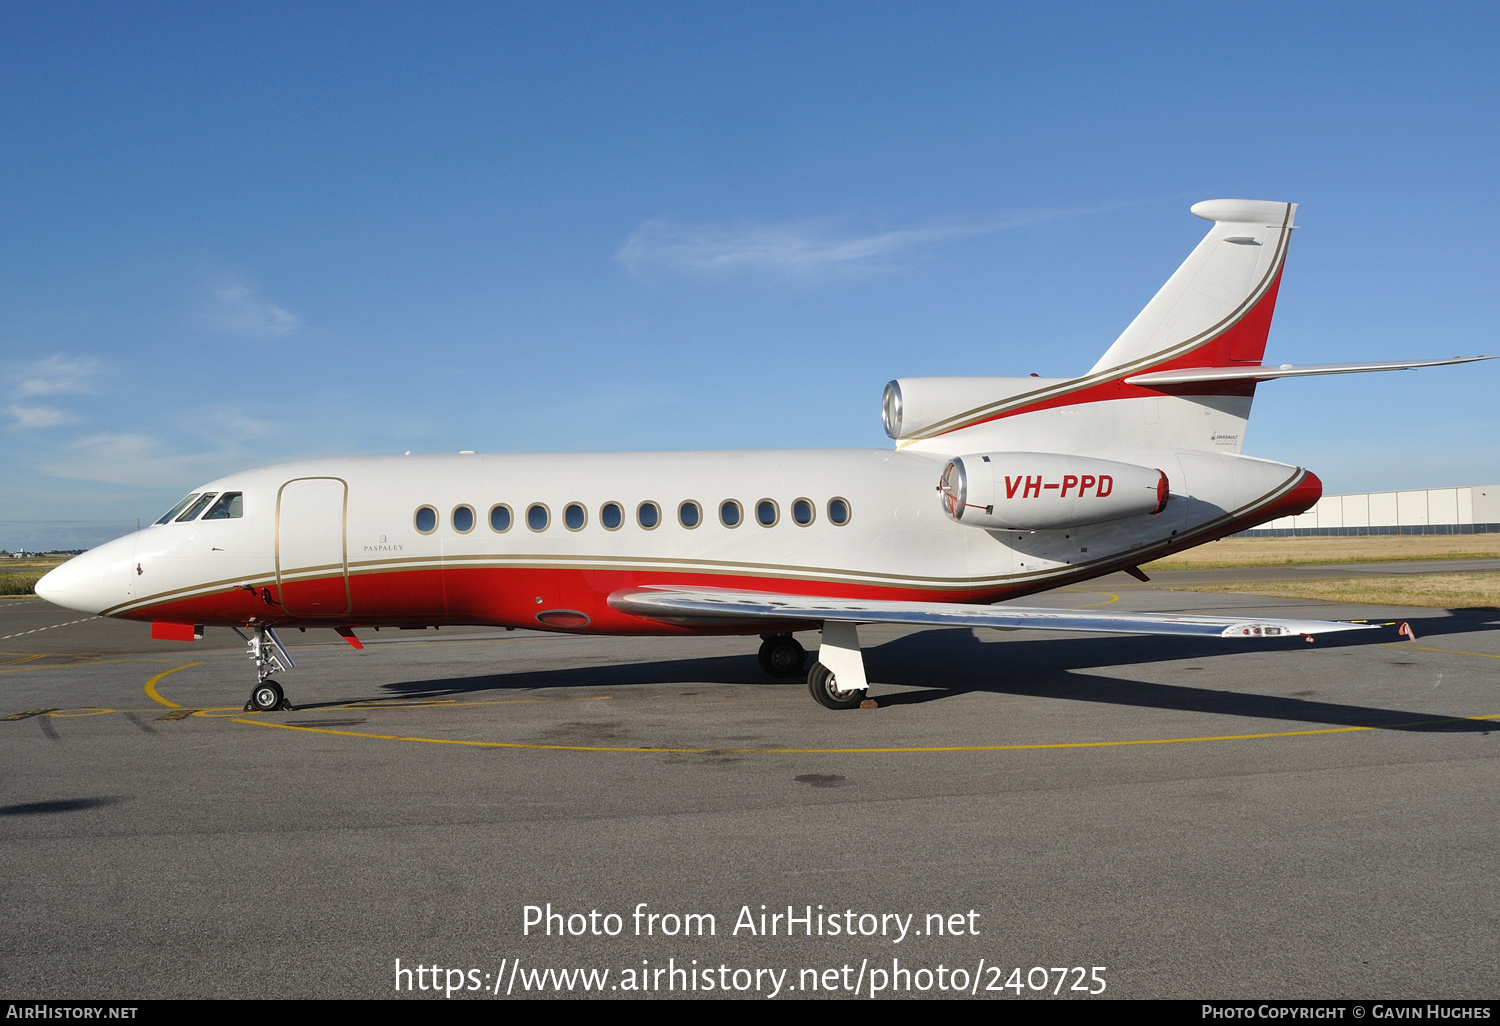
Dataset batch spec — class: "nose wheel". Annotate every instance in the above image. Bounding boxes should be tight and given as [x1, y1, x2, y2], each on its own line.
[246, 679, 290, 712]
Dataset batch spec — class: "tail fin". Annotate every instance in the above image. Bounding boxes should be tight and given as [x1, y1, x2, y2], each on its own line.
[893, 199, 1486, 458]
[1090, 199, 1296, 376]
[895, 200, 1298, 453]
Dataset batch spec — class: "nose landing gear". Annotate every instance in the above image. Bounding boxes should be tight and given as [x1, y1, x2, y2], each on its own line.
[249, 679, 286, 712]
[234, 625, 295, 711]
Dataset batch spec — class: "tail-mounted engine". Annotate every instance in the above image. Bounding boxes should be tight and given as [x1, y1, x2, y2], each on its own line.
[939, 452, 1169, 531]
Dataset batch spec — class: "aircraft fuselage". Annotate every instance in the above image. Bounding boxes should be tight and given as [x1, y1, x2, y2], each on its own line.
[46, 446, 1318, 636]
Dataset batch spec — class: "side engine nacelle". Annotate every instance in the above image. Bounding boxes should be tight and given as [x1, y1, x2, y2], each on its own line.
[881, 376, 1070, 441]
[939, 452, 1169, 531]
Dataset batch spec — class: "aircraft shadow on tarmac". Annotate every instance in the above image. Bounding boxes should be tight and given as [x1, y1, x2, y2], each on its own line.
[0, 797, 122, 817]
[349, 609, 1500, 736]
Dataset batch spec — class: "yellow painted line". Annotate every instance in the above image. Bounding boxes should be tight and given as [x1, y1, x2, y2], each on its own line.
[0, 654, 44, 667]
[0, 657, 174, 676]
[0, 708, 55, 721]
[1061, 590, 1120, 610]
[341, 695, 612, 710]
[231, 711, 1500, 756]
[0, 650, 176, 658]
[1385, 643, 1500, 660]
[348, 697, 461, 707]
[143, 662, 204, 708]
[47, 707, 117, 718]
[191, 695, 613, 719]
[173, 706, 255, 718]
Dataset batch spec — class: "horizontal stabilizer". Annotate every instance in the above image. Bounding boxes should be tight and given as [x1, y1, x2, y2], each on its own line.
[1125, 355, 1493, 387]
[609, 587, 1378, 640]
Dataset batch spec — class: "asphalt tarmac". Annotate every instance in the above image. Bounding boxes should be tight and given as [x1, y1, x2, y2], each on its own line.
[1, 564, 1496, 1000]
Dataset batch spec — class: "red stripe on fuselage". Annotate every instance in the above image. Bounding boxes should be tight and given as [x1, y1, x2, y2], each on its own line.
[125, 469, 1321, 636]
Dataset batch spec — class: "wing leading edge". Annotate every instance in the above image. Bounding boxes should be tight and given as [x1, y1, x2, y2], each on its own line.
[607, 587, 1380, 640]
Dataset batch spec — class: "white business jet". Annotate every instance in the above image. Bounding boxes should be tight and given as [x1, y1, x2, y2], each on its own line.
[36, 200, 1488, 712]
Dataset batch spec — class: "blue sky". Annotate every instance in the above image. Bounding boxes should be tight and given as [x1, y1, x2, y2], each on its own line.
[3, 3, 1497, 549]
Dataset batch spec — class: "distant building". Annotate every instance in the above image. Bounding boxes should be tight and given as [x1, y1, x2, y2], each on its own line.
[1242, 484, 1500, 537]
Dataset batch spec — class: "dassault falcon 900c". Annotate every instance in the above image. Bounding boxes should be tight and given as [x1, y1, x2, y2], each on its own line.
[37, 199, 1490, 712]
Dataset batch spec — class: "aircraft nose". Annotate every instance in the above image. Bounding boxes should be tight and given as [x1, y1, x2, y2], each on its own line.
[34, 535, 136, 615]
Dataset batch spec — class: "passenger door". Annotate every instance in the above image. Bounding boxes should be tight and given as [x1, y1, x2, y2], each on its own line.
[276, 477, 351, 617]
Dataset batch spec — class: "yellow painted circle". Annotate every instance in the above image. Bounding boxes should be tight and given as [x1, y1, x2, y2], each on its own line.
[141, 647, 1500, 757]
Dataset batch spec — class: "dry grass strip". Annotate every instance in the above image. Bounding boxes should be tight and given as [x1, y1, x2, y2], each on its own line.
[1146, 534, 1500, 570]
[0, 573, 43, 596]
[1168, 572, 1500, 609]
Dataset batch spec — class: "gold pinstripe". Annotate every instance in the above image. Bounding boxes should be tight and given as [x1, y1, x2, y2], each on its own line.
[102, 467, 1306, 619]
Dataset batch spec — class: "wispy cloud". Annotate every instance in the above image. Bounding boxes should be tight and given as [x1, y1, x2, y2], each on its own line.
[7, 404, 76, 429]
[203, 280, 302, 338]
[44, 433, 225, 488]
[15, 354, 101, 396]
[31, 407, 284, 488]
[615, 206, 1111, 284]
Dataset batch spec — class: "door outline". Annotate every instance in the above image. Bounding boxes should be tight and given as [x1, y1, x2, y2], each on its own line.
[275, 476, 351, 616]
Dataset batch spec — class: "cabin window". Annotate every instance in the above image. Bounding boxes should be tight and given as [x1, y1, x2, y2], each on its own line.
[176, 493, 218, 522]
[415, 506, 438, 534]
[719, 500, 742, 528]
[489, 504, 513, 532]
[791, 498, 815, 526]
[756, 499, 779, 527]
[155, 494, 201, 525]
[527, 503, 550, 532]
[678, 501, 702, 529]
[600, 502, 623, 530]
[828, 497, 852, 526]
[637, 501, 660, 530]
[201, 492, 243, 520]
[564, 503, 587, 531]
[452, 505, 476, 533]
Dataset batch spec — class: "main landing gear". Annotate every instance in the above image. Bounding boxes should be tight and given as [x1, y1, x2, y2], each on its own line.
[235, 625, 296, 712]
[758, 633, 807, 678]
[805, 621, 870, 711]
[807, 663, 866, 710]
[759, 631, 868, 709]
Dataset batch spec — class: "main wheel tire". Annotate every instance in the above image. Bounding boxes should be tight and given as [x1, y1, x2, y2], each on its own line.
[250, 680, 284, 713]
[759, 636, 807, 678]
[807, 662, 866, 710]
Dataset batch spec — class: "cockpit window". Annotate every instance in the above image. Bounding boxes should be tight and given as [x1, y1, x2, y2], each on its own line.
[175, 492, 219, 522]
[155, 494, 201, 525]
[201, 492, 244, 520]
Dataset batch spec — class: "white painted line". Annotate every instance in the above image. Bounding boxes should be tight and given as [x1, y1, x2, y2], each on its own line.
[0, 616, 100, 641]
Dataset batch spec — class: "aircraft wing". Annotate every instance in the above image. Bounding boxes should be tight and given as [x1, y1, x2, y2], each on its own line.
[607, 587, 1380, 639]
